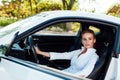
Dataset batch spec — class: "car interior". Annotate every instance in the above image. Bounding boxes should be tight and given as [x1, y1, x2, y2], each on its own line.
[7, 21, 116, 80]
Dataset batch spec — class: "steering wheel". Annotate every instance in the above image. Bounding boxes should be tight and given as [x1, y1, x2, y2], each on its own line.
[28, 36, 62, 69]
[28, 36, 39, 63]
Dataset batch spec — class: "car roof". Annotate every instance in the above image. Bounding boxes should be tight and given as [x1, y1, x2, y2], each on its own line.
[18, 10, 120, 31]
[4, 10, 119, 38]
[14, 10, 119, 37]
[36, 10, 120, 25]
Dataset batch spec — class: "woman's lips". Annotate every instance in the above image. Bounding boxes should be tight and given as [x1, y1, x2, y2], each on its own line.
[85, 44, 90, 46]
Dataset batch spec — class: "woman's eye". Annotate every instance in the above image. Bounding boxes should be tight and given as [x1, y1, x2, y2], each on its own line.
[89, 38, 91, 40]
[88, 37, 92, 40]
[82, 38, 87, 41]
[83, 38, 86, 40]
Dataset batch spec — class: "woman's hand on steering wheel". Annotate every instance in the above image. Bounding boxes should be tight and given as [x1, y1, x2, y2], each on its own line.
[28, 36, 39, 63]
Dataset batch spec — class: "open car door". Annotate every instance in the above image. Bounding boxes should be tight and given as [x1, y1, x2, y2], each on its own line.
[105, 54, 120, 80]
[104, 27, 120, 80]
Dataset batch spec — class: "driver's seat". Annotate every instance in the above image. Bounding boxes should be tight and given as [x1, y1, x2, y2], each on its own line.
[87, 30, 113, 80]
[87, 43, 110, 80]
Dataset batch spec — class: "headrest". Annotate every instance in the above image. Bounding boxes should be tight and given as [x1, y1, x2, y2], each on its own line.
[96, 30, 114, 43]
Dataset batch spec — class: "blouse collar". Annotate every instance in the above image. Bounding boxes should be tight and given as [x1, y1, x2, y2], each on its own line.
[81, 46, 96, 53]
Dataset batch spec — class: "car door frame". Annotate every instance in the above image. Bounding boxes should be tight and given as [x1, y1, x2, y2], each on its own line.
[105, 26, 120, 80]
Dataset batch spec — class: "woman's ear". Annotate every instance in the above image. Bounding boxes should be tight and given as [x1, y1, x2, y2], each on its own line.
[94, 38, 96, 43]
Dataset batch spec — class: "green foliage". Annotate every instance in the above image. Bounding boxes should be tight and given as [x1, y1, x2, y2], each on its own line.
[62, 0, 78, 10]
[36, 0, 62, 12]
[107, 3, 120, 18]
[0, 0, 78, 27]
[0, 17, 17, 27]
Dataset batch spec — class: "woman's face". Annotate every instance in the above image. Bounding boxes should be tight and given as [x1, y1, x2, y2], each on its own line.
[82, 33, 96, 48]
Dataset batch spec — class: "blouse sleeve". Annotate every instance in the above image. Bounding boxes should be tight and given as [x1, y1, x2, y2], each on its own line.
[74, 54, 99, 77]
[49, 49, 81, 60]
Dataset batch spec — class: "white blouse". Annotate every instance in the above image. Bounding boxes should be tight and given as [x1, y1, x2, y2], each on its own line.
[49, 47, 99, 77]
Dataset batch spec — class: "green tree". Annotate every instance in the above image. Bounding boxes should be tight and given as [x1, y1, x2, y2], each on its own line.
[0, 0, 79, 27]
[2, 0, 24, 20]
[62, 0, 77, 10]
[106, 3, 120, 18]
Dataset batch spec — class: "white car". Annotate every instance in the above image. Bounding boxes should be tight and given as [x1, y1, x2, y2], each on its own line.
[0, 10, 120, 80]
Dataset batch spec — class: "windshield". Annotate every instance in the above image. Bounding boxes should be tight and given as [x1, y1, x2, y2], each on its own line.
[0, 24, 20, 55]
[0, 17, 30, 55]
[0, 12, 49, 56]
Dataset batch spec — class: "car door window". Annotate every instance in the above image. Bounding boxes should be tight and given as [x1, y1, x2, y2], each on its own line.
[35, 22, 81, 36]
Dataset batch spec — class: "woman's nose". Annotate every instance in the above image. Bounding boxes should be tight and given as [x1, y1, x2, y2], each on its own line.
[85, 39, 89, 43]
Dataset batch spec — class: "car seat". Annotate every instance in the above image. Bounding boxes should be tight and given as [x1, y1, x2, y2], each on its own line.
[87, 30, 114, 80]
[87, 43, 110, 80]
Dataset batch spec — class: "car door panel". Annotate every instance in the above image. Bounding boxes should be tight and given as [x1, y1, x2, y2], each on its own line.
[0, 57, 82, 80]
[105, 57, 118, 80]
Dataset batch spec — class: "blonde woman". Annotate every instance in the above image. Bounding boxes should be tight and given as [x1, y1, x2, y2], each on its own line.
[35, 29, 99, 77]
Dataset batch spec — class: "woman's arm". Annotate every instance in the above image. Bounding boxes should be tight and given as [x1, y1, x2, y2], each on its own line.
[34, 46, 50, 58]
[35, 46, 81, 60]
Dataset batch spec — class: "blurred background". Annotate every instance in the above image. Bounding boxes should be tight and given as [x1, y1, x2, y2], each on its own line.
[0, 0, 120, 27]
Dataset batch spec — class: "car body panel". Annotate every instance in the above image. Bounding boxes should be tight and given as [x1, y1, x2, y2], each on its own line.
[105, 54, 120, 80]
[0, 56, 90, 80]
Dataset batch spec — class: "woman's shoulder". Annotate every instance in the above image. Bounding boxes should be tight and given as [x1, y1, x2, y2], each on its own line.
[93, 52, 99, 60]
[72, 49, 82, 52]
[69, 49, 82, 54]
[88, 48, 99, 58]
